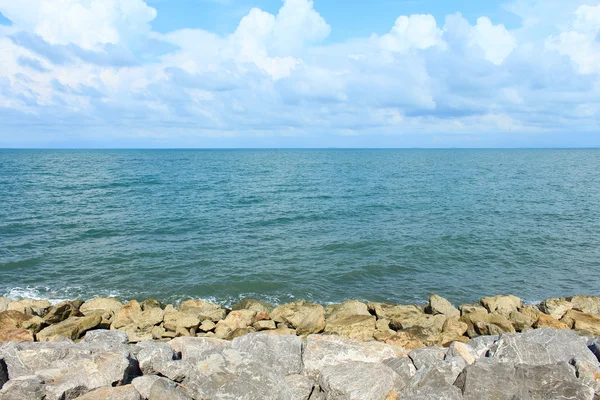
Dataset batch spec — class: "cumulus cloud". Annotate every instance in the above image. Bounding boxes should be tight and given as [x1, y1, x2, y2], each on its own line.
[0, 0, 599, 147]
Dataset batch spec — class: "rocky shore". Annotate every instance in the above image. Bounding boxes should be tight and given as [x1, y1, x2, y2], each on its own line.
[0, 294, 599, 399]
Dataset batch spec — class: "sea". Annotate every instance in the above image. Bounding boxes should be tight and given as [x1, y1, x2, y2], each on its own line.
[1, 149, 599, 307]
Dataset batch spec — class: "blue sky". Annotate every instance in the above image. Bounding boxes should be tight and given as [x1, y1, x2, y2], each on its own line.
[0, 0, 599, 148]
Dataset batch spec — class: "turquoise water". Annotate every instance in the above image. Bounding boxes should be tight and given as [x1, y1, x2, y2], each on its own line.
[1, 149, 599, 306]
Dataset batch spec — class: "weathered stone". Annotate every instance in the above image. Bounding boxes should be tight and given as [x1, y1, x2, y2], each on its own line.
[436, 332, 470, 347]
[427, 295, 460, 318]
[325, 300, 371, 319]
[303, 334, 398, 378]
[147, 376, 194, 400]
[7, 299, 51, 317]
[135, 341, 175, 375]
[539, 298, 573, 319]
[569, 295, 600, 315]
[263, 327, 297, 335]
[141, 299, 163, 310]
[79, 298, 123, 316]
[459, 304, 488, 315]
[461, 311, 515, 338]
[376, 319, 391, 331]
[151, 325, 165, 339]
[446, 341, 476, 365]
[21, 316, 44, 335]
[132, 375, 162, 399]
[169, 336, 231, 360]
[232, 333, 302, 375]
[0, 328, 34, 342]
[199, 320, 216, 332]
[175, 326, 191, 337]
[0, 298, 11, 313]
[75, 385, 142, 400]
[480, 295, 522, 317]
[575, 360, 600, 393]
[382, 357, 416, 389]
[232, 299, 275, 314]
[318, 361, 398, 400]
[178, 299, 226, 322]
[398, 384, 463, 400]
[406, 357, 467, 390]
[454, 359, 515, 400]
[324, 314, 376, 341]
[383, 331, 426, 351]
[534, 313, 570, 329]
[391, 314, 447, 339]
[112, 300, 142, 329]
[253, 319, 276, 331]
[43, 301, 78, 325]
[136, 307, 164, 330]
[409, 347, 447, 370]
[222, 309, 257, 330]
[0, 310, 33, 330]
[80, 330, 129, 352]
[285, 374, 315, 400]
[163, 311, 200, 332]
[0, 376, 45, 400]
[368, 303, 424, 321]
[36, 314, 102, 341]
[491, 328, 598, 366]
[271, 300, 326, 335]
[562, 310, 600, 336]
[442, 317, 468, 337]
[508, 310, 535, 332]
[0, 357, 7, 389]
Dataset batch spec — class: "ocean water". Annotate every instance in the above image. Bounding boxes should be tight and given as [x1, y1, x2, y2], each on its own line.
[1, 149, 599, 306]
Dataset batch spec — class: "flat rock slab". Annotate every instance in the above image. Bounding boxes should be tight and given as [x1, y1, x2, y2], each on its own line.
[231, 332, 303, 375]
[318, 361, 398, 400]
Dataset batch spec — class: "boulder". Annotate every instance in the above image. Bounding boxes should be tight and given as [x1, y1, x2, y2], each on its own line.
[221, 310, 257, 330]
[178, 299, 226, 321]
[43, 301, 78, 325]
[459, 304, 488, 315]
[406, 357, 467, 389]
[0, 298, 11, 312]
[408, 347, 447, 370]
[562, 310, 600, 336]
[253, 320, 276, 331]
[390, 314, 447, 339]
[135, 341, 176, 375]
[0, 376, 46, 400]
[232, 299, 275, 314]
[145, 376, 194, 400]
[36, 314, 102, 341]
[460, 311, 515, 338]
[569, 295, 600, 315]
[368, 303, 424, 322]
[318, 361, 398, 400]
[442, 317, 468, 337]
[284, 374, 315, 400]
[136, 307, 164, 330]
[0, 328, 34, 342]
[74, 385, 142, 400]
[199, 320, 216, 332]
[575, 360, 600, 393]
[271, 300, 326, 335]
[303, 334, 398, 378]
[132, 375, 162, 399]
[140, 298, 163, 310]
[0, 310, 33, 330]
[168, 336, 231, 360]
[80, 329, 129, 352]
[163, 311, 200, 332]
[0, 357, 7, 389]
[508, 310, 536, 332]
[79, 298, 123, 316]
[446, 341, 476, 365]
[427, 295, 460, 318]
[539, 298, 573, 320]
[324, 315, 376, 342]
[398, 384, 463, 400]
[7, 299, 51, 317]
[534, 313, 570, 330]
[382, 331, 426, 351]
[232, 333, 303, 375]
[480, 295, 522, 317]
[382, 357, 416, 390]
[112, 300, 142, 329]
[325, 300, 371, 319]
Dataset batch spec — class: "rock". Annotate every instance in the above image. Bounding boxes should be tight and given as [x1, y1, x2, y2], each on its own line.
[398, 384, 463, 400]
[253, 320, 276, 331]
[0, 298, 11, 312]
[569, 295, 600, 315]
[147, 376, 194, 400]
[508, 310, 535, 332]
[169, 336, 231, 360]
[427, 295, 460, 318]
[459, 304, 488, 315]
[80, 329, 129, 351]
[383, 331, 426, 351]
[199, 320, 216, 332]
[562, 310, 600, 336]
[318, 361, 398, 400]
[75, 385, 142, 400]
[232, 299, 275, 314]
[163, 311, 200, 332]
[271, 300, 326, 336]
[539, 298, 573, 320]
[178, 299, 226, 322]
[7, 299, 51, 317]
[575, 360, 600, 393]
[135, 341, 175, 375]
[460, 311, 515, 338]
[534, 313, 570, 329]
[132, 375, 162, 399]
[391, 314, 447, 340]
[175, 326, 191, 337]
[368, 303, 424, 322]
[221, 310, 257, 330]
[0, 328, 34, 342]
[137, 307, 164, 330]
[284, 374, 315, 400]
[324, 315, 376, 342]
[141, 299, 163, 310]
[232, 332, 303, 375]
[0, 357, 7, 389]
[325, 300, 371, 319]
[491, 328, 598, 366]
[36, 314, 102, 341]
[112, 300, 142, 329]
[0, 376, 46, 400]
[382, 357, 416, 390]
[303, 334, 398, 378]
[79, 298, 123, 316]
[408, 347, 447, 370]
[152, 325, 165, 339]
[446, 341, 476, 365]
[442, 317, 468, 337]
[0, 310, 33, 330]
[43, 301, 78, 325]
[22, 316, 44, 335]
[480, 295, 522, 317]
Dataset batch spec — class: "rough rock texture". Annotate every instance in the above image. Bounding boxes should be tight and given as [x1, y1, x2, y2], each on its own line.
[231, 333, 303, 375]
[409, 347, 447, 370]
[427, 295, 460, 318]
[562, 310, 600, 336]
[539, 298, 573, 320]
[271, 300, 326, 335]
[75, 385, 142, 400]
[318, 361, 397, 400]
[6, 300, 51, 318]
[36, 314, 102, 342]
[178, 299, 226, 322]
[79, 298, 123, 316]
[232, 299, 275, 314]
[480, 295, 522, 317]
[0, 328, 34, 343]
[569, 295, 600, 315]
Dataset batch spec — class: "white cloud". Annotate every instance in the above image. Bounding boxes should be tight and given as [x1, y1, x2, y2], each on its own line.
[380, 14, 445, 52]
[472, 17, 516, 65]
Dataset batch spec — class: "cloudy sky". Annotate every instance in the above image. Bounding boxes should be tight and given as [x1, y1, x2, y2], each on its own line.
[0, 0, 599, 148]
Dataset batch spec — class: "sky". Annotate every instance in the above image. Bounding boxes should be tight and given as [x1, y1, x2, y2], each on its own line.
[0, 0, 599, 148]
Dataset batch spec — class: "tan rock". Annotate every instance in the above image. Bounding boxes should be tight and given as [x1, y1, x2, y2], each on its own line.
[136, 307, 164, 330]
[162, 331, 177, 339]
[459, 304, 488, 315]
[112, 300, 142, 329]
[231, 299, 274, 313]
[253, 320, 276, 331]
[383, 331, 425, 351]
[271, 300, 326, 335]
[230, 327, 255, 339]
[262, 327, 297, 335]
[437, 333, 470, 347]
[120, 323, 154, 343]
[480, 295, 522, 317]
[562, 310, 600, 336]
[255, 311, 270, 321]
[448, 341, 476, 364]
[325, 300, 370, 319]
[568, 295, 600, 315]
[0, 297, 12, 312]
[519, 305, 542, 321]
[0, 328, 34, 342]
[391, 313, 447, 338]
[222, 310, 257, 330]
[141, 299, 163, 310]
[461, 311, 515, 338]
[374, 328, 396, 343]
[376, 319, 391, 331]
[442, 316, 468, 337]
[508, 310, 535, 332]
[7, 299, 51, 317]
[22, 316, 45, 334]
[43, 301, 78, 325]
[0, 310, 33, 329]
[164, 304, 176, 314]
[214, 321, 233, 339]
[36, 314, 102, 341]
[427, 294, 460, 317]
[539, 298, 573, 320]
[534, 313, 569, 330]
[176, 327, 191, 337]
[178, 299, 226, 321]
[324, 315, 376, 341]
[80, 298, 123, 316]
[151, 325, 165, 340]
[199, 320, 216, 332]
[163, 311, 200, 331]
[367, 303, 423, 320]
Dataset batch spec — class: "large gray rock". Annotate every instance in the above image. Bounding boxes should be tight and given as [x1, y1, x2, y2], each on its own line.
[80, 330, 130, 353]
[0, 358, 7, 390]
[456, 359, 594, 400]
[399, 385, 463, 400]
[231, 333, 302, 376]
[134, 341, 175, 375]
[74, 385, 142, 400]
[132, 375, 162, 399]
[409, 347, 447, 370]
[303, 335, 397, 378]
[491, 328, 597, 366]
[382, 357, 416, 390]
[147, 377, 194, 400]
[318, 361, 398, 400]
[407, 357, 467, 390]
[0, 376, 45, 400]
[168, 336, 231, 360]
[284, 374, 315, 400]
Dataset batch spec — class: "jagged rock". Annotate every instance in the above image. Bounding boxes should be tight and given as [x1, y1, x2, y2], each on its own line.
[508, 310, 535, 332]
[147, 376, 194, 400]
[112, 300, 142, 329]
[398, 384, 463, 400]
[75, 385, 142, 400]
[480, 295, 522, 317]
[132, 376, 162, 399]
[263, 327, 297, 335]
[284, 374, 315, 400]
[303, 334, 398, 378]
[178, 299, 226, 322]
[382, 331, 426, 351]
[141, 299, 163, 310]
[539, 298, 573, 319]
[163, 311, 200, 332]
[368, 303, 424, 323]
[199, 320, 216, 332]
[390, 314, 447, 338]
[446, 341, 476, 365]
[0, 328, 34, 342]
[324, 315, 376, 341]
[43, 301, 78, 325]
[169, 336, 231, 360]
[562, 310, 600, 336]
[137, 307, 164, 330]
[221, 310, 257, 331]
[569, 295, 600, 315]
[427, 295, 460, 318]
[22, 316, 44, 335]
[151, 325, 165, 339]
[80, 330, 130, 354]
[534, 313, 570, 329]
[0, 376, 45, 400]
[406, 357, 467, 390]
[253, 320, 276, 331]
[232, 332, 303, 375]
[232, 299, 275, 314]
[459, 304, 488, 315]
[325, 301, 371, 319]
[271, 300, 326, 336]
[491, 328, 598, 366]
[318, 361, 398, 400]
[79, 298, 123, 316]
[442, 317, 468, 337]
[382, 357, 416, 390]
[575, 360, 600, 393]
[461, 311, 515, 338]
[0, 310, 33, 330]
[135, 341, 175, 375]
[409, 347, 447, 370]
[0, 298, 11, 313]
[36, 314, 102, 341]
[7, 300, 51, 317]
